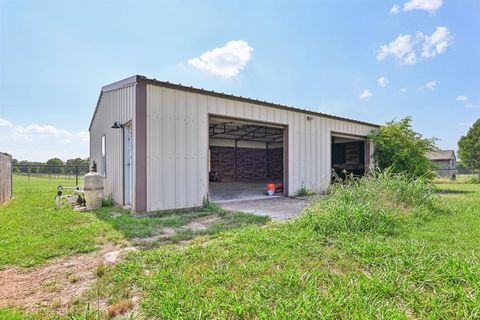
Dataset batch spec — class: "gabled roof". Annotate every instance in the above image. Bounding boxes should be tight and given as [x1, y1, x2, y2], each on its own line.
[89, 75, 380, 130]
[426, 150, 456, 161]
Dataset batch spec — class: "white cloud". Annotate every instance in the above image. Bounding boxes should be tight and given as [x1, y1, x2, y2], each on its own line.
[378, 26, 452, 65]
[456, 95, 468, 102]
[0, 118, 13, 127]
[390, 4, 400, 14]
[359, 89, 373, 99]
[400, 88, 407, 92]
[465, 103, 477, 109]
[15, 123, 71, 137]
[424, 81, 438, 91]
[378, 77, 389, 87]
[418, 26, 453, 58]
[377, 34, 417, 65]
[459, 122, 473, 127]
[403, 0, 443, 13]
[188, 40, 253, 78]
[0, 118, 89, 161]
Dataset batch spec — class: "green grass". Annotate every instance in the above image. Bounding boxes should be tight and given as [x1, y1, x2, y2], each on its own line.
[2, 174, 479, 319]
[0, 176, 268, 268]
[98, 172, 480, 319]
[0, 175, 122, 268]
[94, 204, 269, 244]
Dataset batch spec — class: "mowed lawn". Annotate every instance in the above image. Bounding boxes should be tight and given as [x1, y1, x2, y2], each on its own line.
[0, 175, 269, 269]
[0, 175, 122, 268]
[99, 176, 480, 319]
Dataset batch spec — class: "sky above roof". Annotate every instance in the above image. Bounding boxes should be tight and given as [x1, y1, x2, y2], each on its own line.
[0, 0, 479, 162]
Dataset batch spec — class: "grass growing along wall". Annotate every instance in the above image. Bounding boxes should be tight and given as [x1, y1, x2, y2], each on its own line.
[102, 172, 480, 319]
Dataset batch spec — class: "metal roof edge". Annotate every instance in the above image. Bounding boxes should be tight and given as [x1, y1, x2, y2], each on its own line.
[89, 74, 381, 131]
[136, 75, 380, 128]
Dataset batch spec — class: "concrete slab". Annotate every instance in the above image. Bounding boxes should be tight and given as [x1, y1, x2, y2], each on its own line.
[218, 197, 311, 221]
[209, 181, 282, 202]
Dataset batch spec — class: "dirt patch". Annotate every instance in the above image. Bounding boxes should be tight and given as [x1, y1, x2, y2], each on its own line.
[0, 214, 226, 314]
[0, 244, 134, 313]
[183, 214, 220, 231]
[131, 226, 177, 245]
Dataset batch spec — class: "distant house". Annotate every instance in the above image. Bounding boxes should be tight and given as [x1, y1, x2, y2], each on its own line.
[427, 150, 456, 180]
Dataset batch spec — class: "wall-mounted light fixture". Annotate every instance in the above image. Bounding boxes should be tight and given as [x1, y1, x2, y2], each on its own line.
[306, 116, 314, 120]
[111, 121, 123, 129]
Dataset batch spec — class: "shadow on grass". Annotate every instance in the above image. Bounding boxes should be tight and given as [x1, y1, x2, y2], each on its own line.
[433, 189, 475, 195]
[92, 203, 270, 246]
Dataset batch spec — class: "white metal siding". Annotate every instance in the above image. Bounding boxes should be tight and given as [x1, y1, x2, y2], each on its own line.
[146, 84, 376, 211]
[89, 85, 135, 205]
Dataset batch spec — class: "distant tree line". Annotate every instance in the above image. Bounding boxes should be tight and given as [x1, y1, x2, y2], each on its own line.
[12, 157, 89, 174]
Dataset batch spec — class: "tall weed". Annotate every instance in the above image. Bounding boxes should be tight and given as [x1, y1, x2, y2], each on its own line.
[299, 169, 439, 237]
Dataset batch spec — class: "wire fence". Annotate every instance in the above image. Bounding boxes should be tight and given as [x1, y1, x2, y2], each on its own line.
[13, 164, 90, 186]
[432, 167, 479, 181]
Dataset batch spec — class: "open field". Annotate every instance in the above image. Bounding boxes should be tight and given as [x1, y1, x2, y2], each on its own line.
[1, 174, 479, 319]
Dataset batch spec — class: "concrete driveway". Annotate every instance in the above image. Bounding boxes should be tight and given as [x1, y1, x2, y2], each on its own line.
[218, 197, 312, 221]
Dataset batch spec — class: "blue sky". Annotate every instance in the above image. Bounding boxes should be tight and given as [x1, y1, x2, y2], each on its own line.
[1, 0, 479, 161]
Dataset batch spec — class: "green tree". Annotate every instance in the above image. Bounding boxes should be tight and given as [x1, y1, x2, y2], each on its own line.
[65, 158, 90, 174]
[12, 158, 19, 173]
[458, 119, 480, 176]
[368, 117, 437, 179]
[44, 158, 64, 174]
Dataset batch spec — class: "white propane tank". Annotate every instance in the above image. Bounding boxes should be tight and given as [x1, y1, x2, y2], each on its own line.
[84, 172, 104, 210]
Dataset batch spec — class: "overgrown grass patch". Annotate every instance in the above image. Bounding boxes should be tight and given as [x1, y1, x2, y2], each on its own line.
[102, 172, 480, 319]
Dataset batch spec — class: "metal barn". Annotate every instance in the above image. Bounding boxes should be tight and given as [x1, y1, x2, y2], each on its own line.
[89, 75, 379, 213]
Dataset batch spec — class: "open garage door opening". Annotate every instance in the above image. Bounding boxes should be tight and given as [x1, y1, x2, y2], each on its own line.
[331, 133, 369, 180]
[208, 116, 285, 202]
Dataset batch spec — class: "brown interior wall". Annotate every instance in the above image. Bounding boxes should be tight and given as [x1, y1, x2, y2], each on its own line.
[236, 147, 266, 181]
[210, 146, 235, 181]
[210, 146, 283, 182]
[267, 148, 283, 180]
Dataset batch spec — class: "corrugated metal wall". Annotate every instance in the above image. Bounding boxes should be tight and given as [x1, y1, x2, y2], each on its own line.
[89, 85, 135, 205]
[0, 152, 12, 204]
[146, 84, 376, 211]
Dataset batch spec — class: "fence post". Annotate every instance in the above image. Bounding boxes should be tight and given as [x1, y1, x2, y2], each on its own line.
[75, 165, 79, 186]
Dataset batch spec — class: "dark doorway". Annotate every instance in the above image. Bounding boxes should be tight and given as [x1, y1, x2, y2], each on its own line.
[331, 135, 367, 179]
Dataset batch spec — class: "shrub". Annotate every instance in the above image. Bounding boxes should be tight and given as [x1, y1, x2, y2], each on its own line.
[368, 117, 437, 179]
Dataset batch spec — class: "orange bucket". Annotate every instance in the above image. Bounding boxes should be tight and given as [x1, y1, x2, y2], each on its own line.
[266, 183, 276, 191]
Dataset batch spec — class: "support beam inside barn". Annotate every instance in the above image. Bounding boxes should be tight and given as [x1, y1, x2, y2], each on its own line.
[208, 116, 285, 202]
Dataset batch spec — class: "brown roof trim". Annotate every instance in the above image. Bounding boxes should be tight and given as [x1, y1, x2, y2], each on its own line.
[89, 74, 380, 131]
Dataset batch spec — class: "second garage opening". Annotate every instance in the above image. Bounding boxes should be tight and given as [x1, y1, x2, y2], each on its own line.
[208, 116, 285, 202]
[331, 133, 369, 180]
